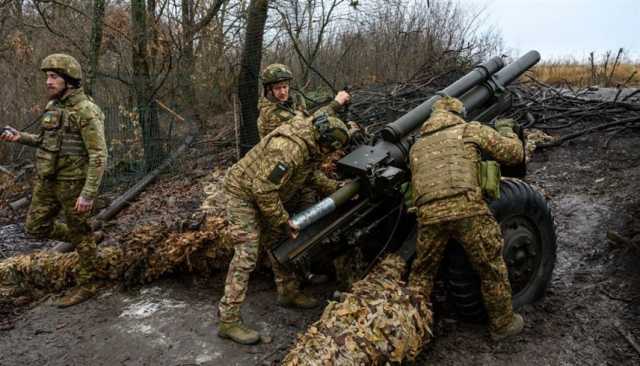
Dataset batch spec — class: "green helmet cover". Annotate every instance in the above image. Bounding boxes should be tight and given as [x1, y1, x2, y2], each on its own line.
[261, 63, 293, 85]
[41, 53, 83, 82]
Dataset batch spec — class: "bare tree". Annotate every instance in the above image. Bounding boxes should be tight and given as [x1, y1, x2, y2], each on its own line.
[273, 0, 347, 90]
[131, 0, 162, 170]
[179, 0, 227, 128]
[87, 0, 106, 97]
[237, 0, 269, 156]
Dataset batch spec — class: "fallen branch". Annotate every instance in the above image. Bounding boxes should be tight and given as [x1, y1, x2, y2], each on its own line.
[603, 128, 629, 149]
[607, 230, 632, 246]
[615, 321, 640, 356]
[538, 116, 640, 147]
[8, 197, 29, 211]
[0, 165, 15, 177]
[190, 139, 234, 147]
[622, 88, 640, 102]
[155, 99, 185, 123]
[601, 289, 639, 304]
[94, 134, 195, 223]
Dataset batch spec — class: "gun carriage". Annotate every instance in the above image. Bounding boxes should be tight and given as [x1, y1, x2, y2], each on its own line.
[273, 51, 556, 318]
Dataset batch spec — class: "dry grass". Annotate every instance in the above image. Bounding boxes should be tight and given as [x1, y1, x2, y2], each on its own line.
[530, 49, 640, 88]
[532, 63, 639, 88]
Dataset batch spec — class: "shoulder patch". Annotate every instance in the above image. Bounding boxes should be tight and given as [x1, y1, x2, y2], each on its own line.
[268, 161, 289, 184]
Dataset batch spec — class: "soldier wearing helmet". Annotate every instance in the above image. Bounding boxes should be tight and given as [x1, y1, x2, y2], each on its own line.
[1, 53, 107, 307]
[258, 63, 351, 139]
[216, 113, 349, 345]
[408, 96, 526, 341]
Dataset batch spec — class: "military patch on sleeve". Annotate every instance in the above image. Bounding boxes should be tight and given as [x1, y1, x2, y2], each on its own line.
[268, 162, 289, 184]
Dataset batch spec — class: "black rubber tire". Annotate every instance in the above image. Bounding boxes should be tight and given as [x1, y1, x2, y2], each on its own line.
[444, 178, 557, 320]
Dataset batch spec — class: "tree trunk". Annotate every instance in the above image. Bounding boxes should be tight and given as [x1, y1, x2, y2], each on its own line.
[131, 0, 161, 171]
[237, 0, 269, 157]
[180, 0, 203, 128]
[87, 0, 105, 97]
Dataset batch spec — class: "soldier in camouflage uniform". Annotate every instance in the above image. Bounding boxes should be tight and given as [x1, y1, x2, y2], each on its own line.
[407, 96, 525, 341]
[217, 113, 350, 345]
[1, 54, 107, 308]
[260, 63, 353, 285]
[258, 63, 351, 139]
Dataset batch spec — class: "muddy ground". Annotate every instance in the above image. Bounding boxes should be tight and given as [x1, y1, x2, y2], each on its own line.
[1, 111, 640, 365]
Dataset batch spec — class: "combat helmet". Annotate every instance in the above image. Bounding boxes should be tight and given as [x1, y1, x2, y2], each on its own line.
[432, 96, 466, 117]
[313, 113, 349, 150]
[261, 63, 293, 85]
[40, 53, 83, 83]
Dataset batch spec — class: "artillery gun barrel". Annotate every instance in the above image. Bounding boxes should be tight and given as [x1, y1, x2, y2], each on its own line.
[290, 51, 540, 232]
[381, 56, 505, 142]
[459, 50, 540, 110]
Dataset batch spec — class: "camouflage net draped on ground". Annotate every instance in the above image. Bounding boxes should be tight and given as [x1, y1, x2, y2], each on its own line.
[0, 178, 234, 301]
[282, 254, 432, 365]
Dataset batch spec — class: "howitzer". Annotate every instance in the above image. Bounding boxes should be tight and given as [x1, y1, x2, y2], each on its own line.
[273, 50, 557, 316]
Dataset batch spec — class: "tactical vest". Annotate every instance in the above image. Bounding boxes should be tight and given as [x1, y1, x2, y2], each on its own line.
[411, 123, 479, 206]
[226, 122, 312, 200]
[36, 100, 89, 177]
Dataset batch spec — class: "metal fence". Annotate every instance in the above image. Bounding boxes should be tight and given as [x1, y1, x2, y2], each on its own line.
[1, 97, 189, 195]
[98, 101, 188, 191]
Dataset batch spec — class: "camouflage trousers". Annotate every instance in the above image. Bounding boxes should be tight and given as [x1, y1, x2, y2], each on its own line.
[218, 189, 315, 323]
[409, 214, 514, 332]
[25, 178, 97, 285]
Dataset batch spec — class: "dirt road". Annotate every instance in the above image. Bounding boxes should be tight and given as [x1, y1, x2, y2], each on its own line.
[1, 130, 639, 365]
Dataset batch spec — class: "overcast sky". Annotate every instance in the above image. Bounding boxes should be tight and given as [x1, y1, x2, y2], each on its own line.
[469, 0, 639, 61]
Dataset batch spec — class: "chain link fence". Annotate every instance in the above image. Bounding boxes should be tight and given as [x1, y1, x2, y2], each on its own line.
[1, 80, 192, 196]
[98, 102, 187, 192]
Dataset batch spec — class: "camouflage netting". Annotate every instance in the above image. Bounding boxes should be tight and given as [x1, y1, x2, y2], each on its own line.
[282, 254, 433, 366]
[0, 174, 235, 301]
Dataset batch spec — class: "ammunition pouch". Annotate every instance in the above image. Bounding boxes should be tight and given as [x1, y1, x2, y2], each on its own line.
[36, 110, 64, 178]
[478, 160, 501, 199]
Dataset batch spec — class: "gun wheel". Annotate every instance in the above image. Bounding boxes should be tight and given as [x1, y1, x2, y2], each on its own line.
[445, 178, 557, 320]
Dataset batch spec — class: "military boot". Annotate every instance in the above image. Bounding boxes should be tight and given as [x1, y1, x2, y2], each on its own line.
[217, 321, 261, 345]
[490, 313, 524, 341]
[55, 284, 97, 308]
[277, 290, 319, 309]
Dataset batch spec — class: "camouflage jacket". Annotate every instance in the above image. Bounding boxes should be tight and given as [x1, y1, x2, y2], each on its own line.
[257, 93, 342, 139]
[18, 88, 107, 200]
[411, 110, 524, 224]
[225, 115, 339, 227]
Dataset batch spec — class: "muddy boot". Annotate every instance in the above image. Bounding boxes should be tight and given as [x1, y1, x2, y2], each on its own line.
[490, 313, 524, 341]
[217, 321, 261, 345]
[277, 291, 319, 309]
[55, 285, 97, 308]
